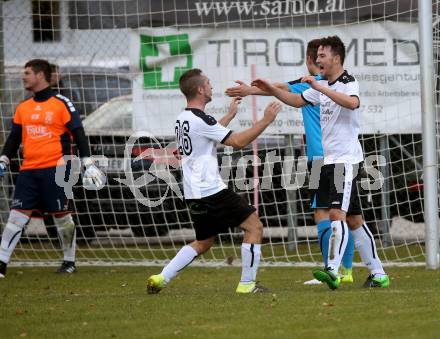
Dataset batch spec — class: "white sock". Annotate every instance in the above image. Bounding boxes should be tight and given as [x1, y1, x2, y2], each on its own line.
[63, 229, 76, 262]
[240, 243, 261, 283]
[0, 210, 29, 264]
[326, 221, 349, 272]
[161, 245, 198, 283]
[54, 215, 76, 262]
[352, 224, 385, 275]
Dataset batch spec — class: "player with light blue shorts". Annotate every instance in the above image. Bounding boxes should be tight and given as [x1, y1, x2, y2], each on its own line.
[226, 39, 355, 284]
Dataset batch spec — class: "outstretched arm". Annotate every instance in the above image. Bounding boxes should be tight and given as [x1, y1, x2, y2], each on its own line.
[223, 101, 282, 149]
[251, 78, 307, 108]
[225, 80, 289, 97]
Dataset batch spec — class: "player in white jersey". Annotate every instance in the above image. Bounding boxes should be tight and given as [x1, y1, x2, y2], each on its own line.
[147, 69, 282, 294]
[252, 36, 389, 289]
[225, 39, 356, 285]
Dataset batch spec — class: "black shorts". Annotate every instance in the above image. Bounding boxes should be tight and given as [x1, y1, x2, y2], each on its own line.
[11, 166, 72, 214]
[186, 188, 256, 241]
[309, 162, 362, 215]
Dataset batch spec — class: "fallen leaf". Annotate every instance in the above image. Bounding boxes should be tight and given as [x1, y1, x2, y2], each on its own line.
[322, 302, 335, 307]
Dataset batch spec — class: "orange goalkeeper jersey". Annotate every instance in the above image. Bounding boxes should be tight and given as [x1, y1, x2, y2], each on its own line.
[12, 88, 82, 170]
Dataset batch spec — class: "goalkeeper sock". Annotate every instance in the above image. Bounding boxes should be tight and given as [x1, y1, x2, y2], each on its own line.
[326, 221, 349, 272]
[352, 224, 385, 275]
[161, 245, 198, 283]
[341, 230, 354, 269]
[63, 229, 76, 262]
[240, 243, 261, 283]
[0, 210, 29, 264]
[317, 219, 332, 267]
[54, 214, 76, 261]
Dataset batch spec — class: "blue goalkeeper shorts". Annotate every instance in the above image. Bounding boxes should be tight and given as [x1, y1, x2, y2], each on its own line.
[11, 165, 72, 214]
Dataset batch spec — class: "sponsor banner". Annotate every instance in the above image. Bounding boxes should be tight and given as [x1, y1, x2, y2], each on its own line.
[70, 0, 418, 29]
[130, 22, 421, 136]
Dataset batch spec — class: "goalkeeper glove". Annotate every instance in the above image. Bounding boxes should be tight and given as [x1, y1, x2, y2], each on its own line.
[0, 155, 9, 178]
[82, 157, 106, 190]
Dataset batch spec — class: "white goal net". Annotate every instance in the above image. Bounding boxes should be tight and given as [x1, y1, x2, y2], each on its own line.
[0, 0, 438, 266]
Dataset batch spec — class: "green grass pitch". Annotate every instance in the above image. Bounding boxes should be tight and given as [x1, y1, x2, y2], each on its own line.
[1, 266, 440, 338]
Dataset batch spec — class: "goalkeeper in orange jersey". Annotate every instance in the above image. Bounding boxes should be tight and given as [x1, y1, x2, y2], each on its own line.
[0, 59, 105, 277]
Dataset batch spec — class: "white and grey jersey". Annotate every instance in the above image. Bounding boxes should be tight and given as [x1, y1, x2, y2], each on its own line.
[302, 70, 364, 165]
[175, 108, 232, 199]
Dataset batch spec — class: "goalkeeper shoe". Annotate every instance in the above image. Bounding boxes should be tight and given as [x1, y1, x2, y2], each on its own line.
[236, 281, 270, 294]
[0, 260, 7, 278]
[313, 268, 340, 290]
[362, 274, 390, 288]
[339, 266, 354, 283]
[147, 273, 166, 294]
[56, 261, 76, 274]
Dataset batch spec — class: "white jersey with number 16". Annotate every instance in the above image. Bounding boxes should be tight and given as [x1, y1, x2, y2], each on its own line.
[175, 108, 232, 199]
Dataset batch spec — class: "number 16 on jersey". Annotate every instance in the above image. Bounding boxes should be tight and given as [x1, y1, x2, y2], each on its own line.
[175, 120, 193, 156]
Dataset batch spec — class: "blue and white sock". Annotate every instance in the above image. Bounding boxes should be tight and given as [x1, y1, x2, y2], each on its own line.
[317, 219, 332, 267]
[341, 230, 354, 269]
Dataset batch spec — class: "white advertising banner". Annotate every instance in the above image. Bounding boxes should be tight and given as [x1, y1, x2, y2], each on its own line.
[130, 22, 421, 136]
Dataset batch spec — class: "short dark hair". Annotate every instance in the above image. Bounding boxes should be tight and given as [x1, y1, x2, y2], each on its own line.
[306, 39, 321, 66]
[24, 59, 51, 82]
[49, 63, 59, 73]
[320, 36, 346, 65]
[179, 68, 205, 100]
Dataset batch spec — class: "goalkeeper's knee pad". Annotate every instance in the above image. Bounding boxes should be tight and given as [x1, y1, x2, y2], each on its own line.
[7, 210, 30, 230]
[54, 214, 75, 250]
[0, 210, 30, 263]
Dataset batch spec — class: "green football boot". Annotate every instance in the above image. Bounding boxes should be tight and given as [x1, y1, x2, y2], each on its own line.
[236, 281, 270, 294]
[313, 268, 341, 290]
[340, 266, 354, 283]
[362, 274, 390, 288]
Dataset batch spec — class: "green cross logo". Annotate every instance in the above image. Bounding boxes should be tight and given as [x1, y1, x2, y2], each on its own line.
[139, 34, 192, 89]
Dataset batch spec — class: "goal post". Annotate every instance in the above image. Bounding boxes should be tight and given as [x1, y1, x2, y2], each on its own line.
[0, 0, 438, 268]
[418, 0, 439, 270]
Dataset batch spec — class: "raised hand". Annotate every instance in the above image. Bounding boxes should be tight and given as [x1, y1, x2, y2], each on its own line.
[263, 101, 282, 123]
[301, 75, 319, 90]
[251, 78, 275, 94]
[225, 80, 252, 97]
[228, 96, 242, 117]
